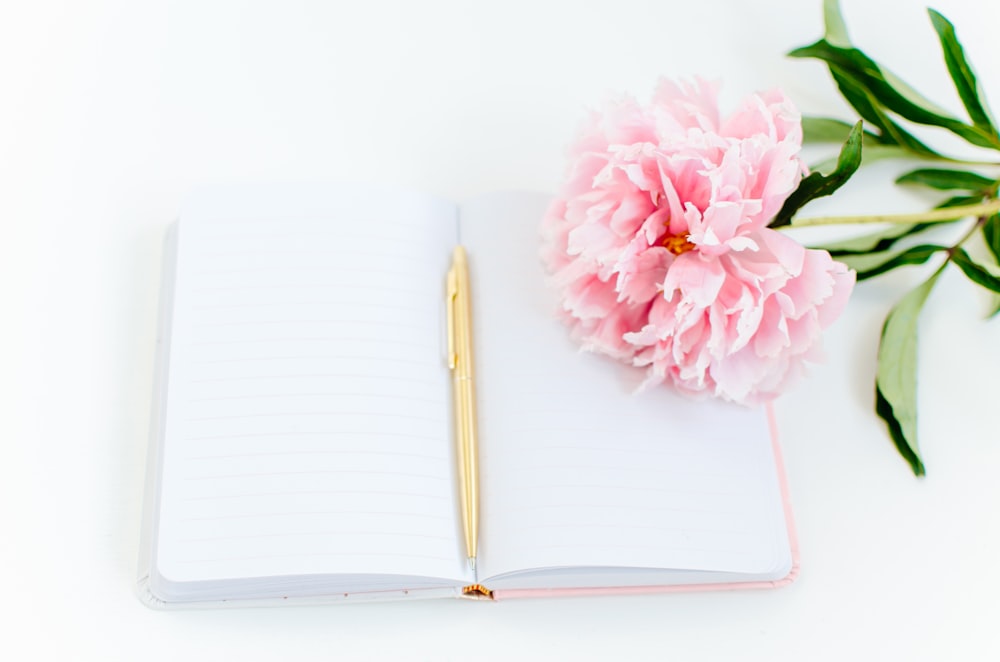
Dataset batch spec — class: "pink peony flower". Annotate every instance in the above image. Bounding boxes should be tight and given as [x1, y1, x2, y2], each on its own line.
[541, 79, 855, 405]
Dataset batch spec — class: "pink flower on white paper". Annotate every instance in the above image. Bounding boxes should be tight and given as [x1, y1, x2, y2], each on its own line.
[541, 79, 855, 404]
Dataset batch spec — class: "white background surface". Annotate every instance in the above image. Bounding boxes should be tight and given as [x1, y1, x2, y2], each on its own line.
[2, 0, 999, 659]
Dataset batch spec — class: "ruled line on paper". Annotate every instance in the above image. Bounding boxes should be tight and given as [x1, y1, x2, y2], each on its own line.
[179, 509, 452, 522]
[191, 265, 430, 277]
[188, 282, 426, 295]
[191, 317, 431, 328]
[191, 215, 422, 228]
[189, 301, 428, 312]
[185, 391, 442, 404]
[182, 430, 444, 442]
[191, 336, 437, 349]
[175, 550, 457, 564]
[196, 222, 423, 236]
[183, 411, 445, 423]
[181, 489, 450, 502]
[191, 240, 418, 255]
[192, 248, 428, 262]
[185, 450, 445, 461]
[190, 355, 435, 366]
[184, 469, 450, 481]
[188, 373, 440, 385]
[178, 530, 454, 543]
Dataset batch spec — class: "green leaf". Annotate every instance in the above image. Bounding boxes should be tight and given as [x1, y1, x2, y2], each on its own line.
[875, 387, 924, 476]
[826, 66, 945, 158]
[896, 168, 997, 192]
[880, 62, 957, 120]
[875, 267, 945, 476]
[817, 223, 935, 256]
[770, 121, 863, 228]
[802, 116, 885, 145]
[874, 386, 924, 476]
[789, 39, 1000, 150]
[822, 0, 851, 48]
[809, 144, 910, 175]
[974, 219, 1000, 317]
[834, 251, 910, 276]
[825, 0, 956, 120]
[951, 247, 1000, 293]
[801, 115, 896, 172]
[843, 244, 946, 281]
[983, 213, 1000, 266]
[802, 117, 859, 144]
[820, 1, 954, 119]
[937, 194, 987, 209]
[928, 9, 999, 142]
[858, 144, 913, 163]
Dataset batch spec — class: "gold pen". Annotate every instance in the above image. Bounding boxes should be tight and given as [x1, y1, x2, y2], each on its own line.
[446, 245, 479, 571]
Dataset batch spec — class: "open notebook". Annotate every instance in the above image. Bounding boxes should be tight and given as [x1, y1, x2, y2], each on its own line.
[137, 184, 797, 607]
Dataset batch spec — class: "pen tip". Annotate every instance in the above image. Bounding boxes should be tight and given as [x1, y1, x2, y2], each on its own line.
[469, 557, 476, 572]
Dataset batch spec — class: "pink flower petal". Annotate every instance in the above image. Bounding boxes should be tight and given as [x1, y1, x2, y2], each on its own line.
[541, 78, 855, 404]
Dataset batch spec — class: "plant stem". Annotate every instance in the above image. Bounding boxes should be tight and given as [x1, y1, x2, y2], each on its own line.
[946, 214, 988, 257]
[790, 199, 1000, 228]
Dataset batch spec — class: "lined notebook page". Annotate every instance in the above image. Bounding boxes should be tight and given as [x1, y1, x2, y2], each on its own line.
[459, 192, 790, 584]
[154, 184, 471, 587]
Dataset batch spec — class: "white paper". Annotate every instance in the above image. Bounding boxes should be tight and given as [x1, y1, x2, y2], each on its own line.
[153, 184, 472, 589]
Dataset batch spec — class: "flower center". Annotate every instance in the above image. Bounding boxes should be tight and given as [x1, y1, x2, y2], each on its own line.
[662, 233, 695, 256]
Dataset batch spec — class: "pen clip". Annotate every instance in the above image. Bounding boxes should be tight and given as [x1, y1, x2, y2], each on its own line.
[446, 266, 458, 370]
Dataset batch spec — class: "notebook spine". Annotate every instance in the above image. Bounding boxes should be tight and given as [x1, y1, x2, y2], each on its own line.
[461, 584, 495, 600]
